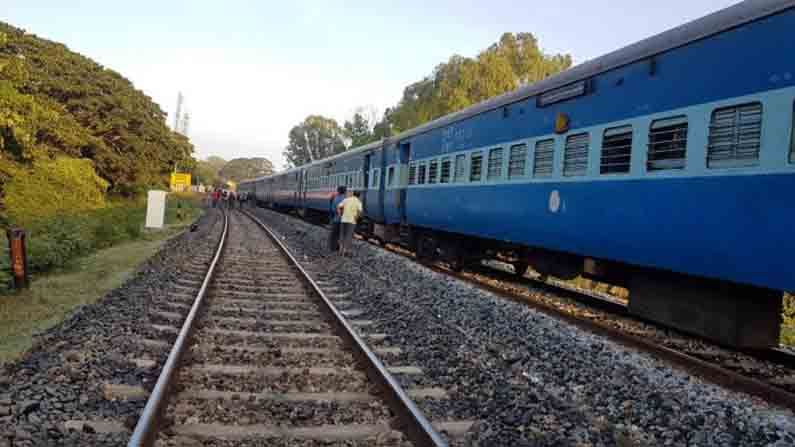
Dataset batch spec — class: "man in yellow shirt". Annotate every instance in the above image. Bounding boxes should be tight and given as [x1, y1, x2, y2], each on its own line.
[336, 190, 363, 257]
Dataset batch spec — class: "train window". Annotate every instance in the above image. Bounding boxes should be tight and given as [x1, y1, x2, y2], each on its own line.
[487, 148, 504, 180]
[371, 169, 379, 187]
[601, 125, 633, 174]
[454, 154, 467, 182]
[533, 139, 554, 177]
[387, 166, 396, 186]
[440, 157, 452, 183]
[648, 116, 688, 171]
[428, 159, 439, 184]
[707, 102, 762, 168]
[563, 133, 589, 177]
[508, 144, 527, 179]
[408, 162, 418, 185]
[417, 163, 427, 185]
[470, 152, 483, 182]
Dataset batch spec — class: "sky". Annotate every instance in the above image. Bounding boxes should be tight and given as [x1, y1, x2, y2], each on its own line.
[3, 0, 740, 169]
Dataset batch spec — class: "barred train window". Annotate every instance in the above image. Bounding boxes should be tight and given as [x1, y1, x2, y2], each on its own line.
[372, 169, 380, 187]
[428, 159, 439, 184]
[454, 154, 467, 182]
[600, 125, 632, 174]
[387, 166, 396, 186]
[417, 163, 427, 185]
[470, 152, 483, 182]
[707, 102, 762, 168]
[408, 162, 417, 185]
[534, 139, 554, 177]
[563, 133, 589, 176]
[648, 116, 688, 171]
[487, 148, 504, 180]
[508, 144, 527, 178]
[440, 157, 452, 183]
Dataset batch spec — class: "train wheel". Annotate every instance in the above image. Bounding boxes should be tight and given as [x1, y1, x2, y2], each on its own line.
[512, 261, 528, 278]
[416, 234, 437, 262]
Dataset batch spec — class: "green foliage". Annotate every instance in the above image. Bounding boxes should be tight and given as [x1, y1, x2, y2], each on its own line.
[4, 157, 108, 227]
[193, 157, 225, 187]
[283, 115, 348, 167]
[0, 21, 195, 203]
[0, 194, 201, 292]
[783, 293, 795, 346]
[380, 32, 572, 134]
[218, 157, 274, 182]
[343, 112, 378, 148]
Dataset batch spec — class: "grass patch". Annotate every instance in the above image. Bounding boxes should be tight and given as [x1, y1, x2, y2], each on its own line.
[0, 193, 204, 362]
[0, 222, 191, 363]
[0, 193, 202, 291]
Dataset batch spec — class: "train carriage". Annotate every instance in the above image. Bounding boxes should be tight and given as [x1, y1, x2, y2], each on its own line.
[247, 0, 795, 348]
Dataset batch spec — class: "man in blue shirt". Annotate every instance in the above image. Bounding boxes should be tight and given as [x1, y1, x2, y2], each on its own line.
[328, 186, 347, 252]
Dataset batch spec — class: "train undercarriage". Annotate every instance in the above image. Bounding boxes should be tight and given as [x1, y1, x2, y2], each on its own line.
[264, 202, 784, 349]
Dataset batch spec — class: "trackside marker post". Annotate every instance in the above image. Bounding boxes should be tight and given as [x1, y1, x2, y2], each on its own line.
[7, 227, 29, 290]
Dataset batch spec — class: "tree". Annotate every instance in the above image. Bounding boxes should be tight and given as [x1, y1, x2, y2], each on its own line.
[0, 20, 195, 202]
[343, 112, 377, 148]
[218, 157, 274, 182]
[374, 32, 573, 134]
[283, 115, 347, 167]
[205, 155, 227, 172]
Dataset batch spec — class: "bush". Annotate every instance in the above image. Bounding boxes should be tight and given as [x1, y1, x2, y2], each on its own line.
[0, 194, 201, 293]
[4, 157, 108, 227]
[783, 293, 795, 346]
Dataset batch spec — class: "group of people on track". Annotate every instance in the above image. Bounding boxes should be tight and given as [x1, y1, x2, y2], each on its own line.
[210, 189, 247, 209]
[209, 185, 360, 256]
[328, 186, 362, 257]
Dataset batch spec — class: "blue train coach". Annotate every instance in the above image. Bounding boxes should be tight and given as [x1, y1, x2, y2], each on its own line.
[241, 0, 795, 348]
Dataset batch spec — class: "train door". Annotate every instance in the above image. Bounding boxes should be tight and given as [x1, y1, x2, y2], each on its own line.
[300, 170, 308, 214]
[378, 143, 386, 221]
[363, 153, 372, 212]
[398, 142, 411, 223]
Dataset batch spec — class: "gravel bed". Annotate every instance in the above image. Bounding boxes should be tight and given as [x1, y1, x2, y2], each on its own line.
[252, 207, 795, 447]
[466, 261, 795, 390]
[0, 209, 224, 447]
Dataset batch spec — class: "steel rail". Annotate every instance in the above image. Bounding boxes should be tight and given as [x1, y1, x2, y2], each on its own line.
[128, 209, 229, 447]
[241, 209, 447, 447]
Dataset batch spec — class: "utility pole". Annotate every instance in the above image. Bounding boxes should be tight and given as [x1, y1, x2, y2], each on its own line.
[173, 92, 184, 132]
[181, 112, 191, 137]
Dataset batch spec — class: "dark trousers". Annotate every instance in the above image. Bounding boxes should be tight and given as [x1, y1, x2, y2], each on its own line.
[328, 222, 341, 252]
[340, 223, 355, 251]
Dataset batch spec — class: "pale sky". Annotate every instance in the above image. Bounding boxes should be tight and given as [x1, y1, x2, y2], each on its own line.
[3, 1, 739, 168]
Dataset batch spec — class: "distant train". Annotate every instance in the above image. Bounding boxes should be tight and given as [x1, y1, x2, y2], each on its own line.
[240, 0, 795, 348]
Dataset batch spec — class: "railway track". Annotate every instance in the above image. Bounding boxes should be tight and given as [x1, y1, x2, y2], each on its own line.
[124, 209, 471, 446]
[260, 206, 795, 413]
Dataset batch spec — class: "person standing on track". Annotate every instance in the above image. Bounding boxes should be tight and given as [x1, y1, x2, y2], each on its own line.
[336, 190, 362, 257]
[211, 189, 220, 208]
[328, 186, 347, 252]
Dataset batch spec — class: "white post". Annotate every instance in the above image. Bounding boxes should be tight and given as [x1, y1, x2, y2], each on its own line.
[145, 190, 168, 229]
